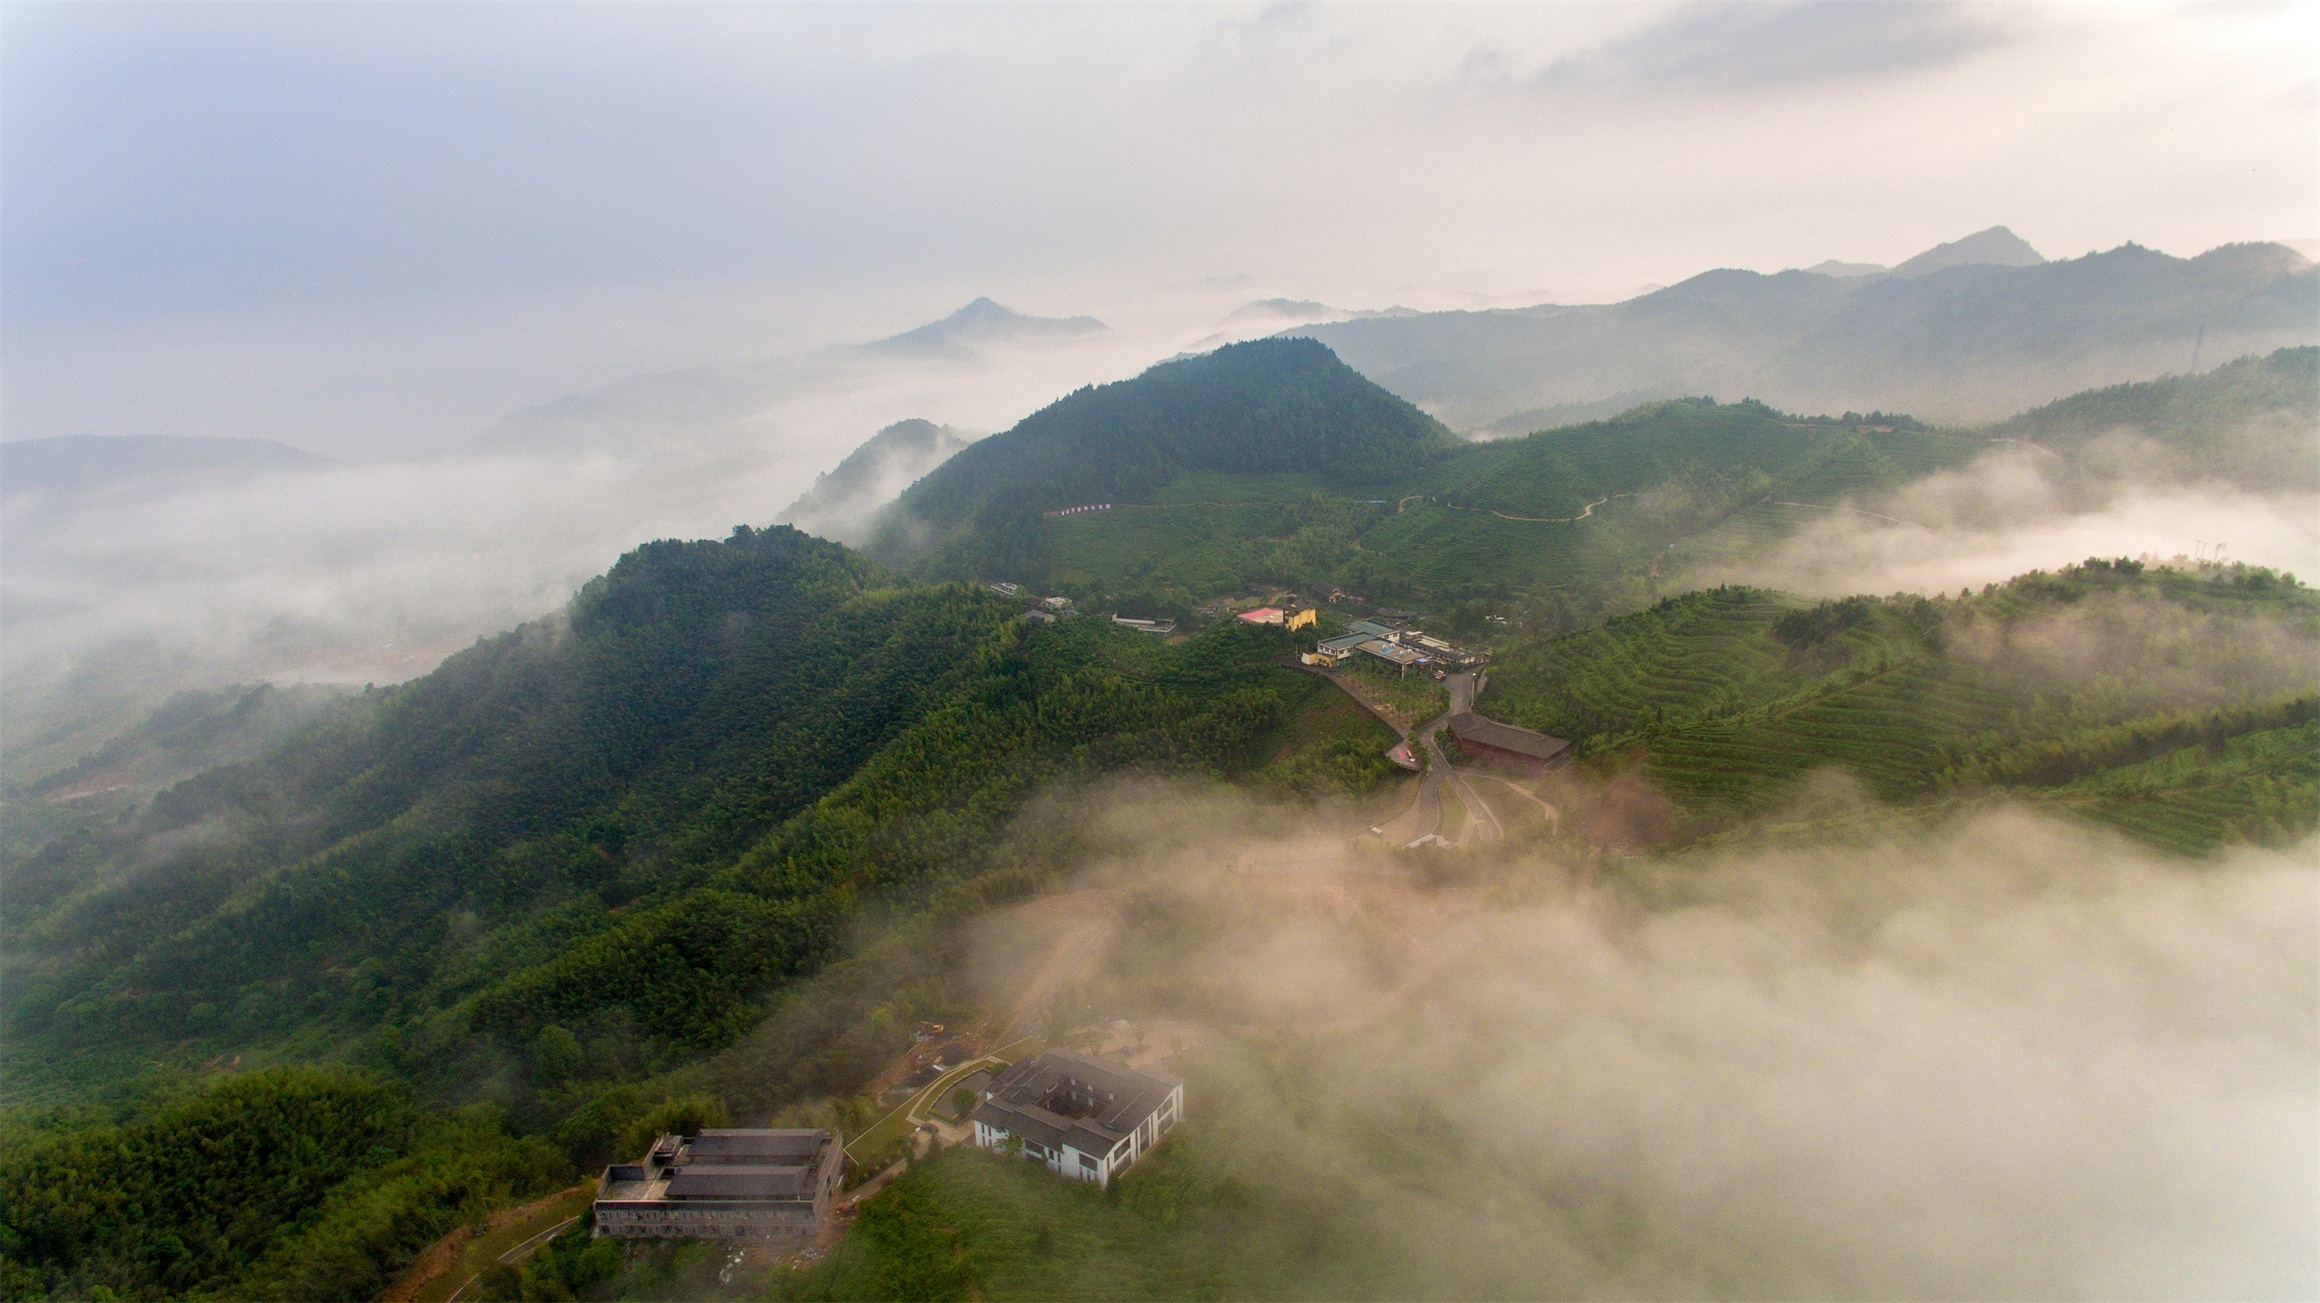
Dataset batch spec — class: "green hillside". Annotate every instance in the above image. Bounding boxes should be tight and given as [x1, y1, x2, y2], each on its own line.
[8, 528, 1374, 1105]
[1485, 560, 2319, 851]
[0, 1067, 567, 1302]
[0, 523, 1406, 1300]
[874, 337, 1457, 581]
[1021, 395, 1989, 624]
[963, 353, 2310, 636]
[1990, 344, 2318, 491]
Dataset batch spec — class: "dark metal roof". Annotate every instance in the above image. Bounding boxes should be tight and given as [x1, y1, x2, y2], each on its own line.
[972, 1100, 1077, 1152]
[1446, 712, 1570, 762]
[664, 1165, 810, 1200]
[685, 1129, 827, 1163]
[972, 1050, 1180, 1157]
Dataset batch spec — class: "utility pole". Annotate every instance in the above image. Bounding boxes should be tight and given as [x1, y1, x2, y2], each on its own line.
[2189, 324, 2205, 374]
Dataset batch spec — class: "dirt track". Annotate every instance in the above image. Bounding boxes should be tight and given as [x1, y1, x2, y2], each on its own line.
[378, 1184, 592, 1303]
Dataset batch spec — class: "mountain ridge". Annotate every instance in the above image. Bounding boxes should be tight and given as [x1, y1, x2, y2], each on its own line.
[1295, 237, 2316, 429]
[1888, 224, 2045, 278]
[0, 435, 338, 497]
[778, 418, 976, 545]
[481, 298, 1108, 455]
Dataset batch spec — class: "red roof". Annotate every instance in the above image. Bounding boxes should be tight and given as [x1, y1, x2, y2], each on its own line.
[1236, 607, 1283, 623]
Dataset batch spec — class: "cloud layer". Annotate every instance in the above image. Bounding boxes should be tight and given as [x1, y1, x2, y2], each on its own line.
[1009, 789, 2317, 1298]
[1690, 445, 2320, 597]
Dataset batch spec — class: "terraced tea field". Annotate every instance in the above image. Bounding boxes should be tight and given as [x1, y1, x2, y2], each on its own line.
[1485, 564, 2320, 853]
[1486, 586, 1809, 745]
[2050, 720, 2320, 855]
[1048, 502, 1278, 594]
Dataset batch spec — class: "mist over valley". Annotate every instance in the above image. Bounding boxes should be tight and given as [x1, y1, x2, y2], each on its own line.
[3, 7, 2314, 1301]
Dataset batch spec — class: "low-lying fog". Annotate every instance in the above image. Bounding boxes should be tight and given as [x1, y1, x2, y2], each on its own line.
[1690, 443, 2320, 597]
[0, 290, 1338, 729]
[969, 785, 2317, 1299]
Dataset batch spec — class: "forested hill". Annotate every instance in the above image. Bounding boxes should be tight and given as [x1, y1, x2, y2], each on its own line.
[872, 338, 1456, 580]
[1, 520, 1392, 1295]
[5, 525, 1343, 1097]
[1989, 345, 2318, 491]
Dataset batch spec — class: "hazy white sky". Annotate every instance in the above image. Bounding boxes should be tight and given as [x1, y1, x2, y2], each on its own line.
[3, 1, 2315, 453]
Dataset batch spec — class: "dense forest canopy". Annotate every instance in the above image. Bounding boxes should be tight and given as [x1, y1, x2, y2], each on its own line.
[0, 1068, 567, 1302]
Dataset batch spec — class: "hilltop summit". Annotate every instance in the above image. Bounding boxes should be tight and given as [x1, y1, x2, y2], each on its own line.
[870, 297, 1107, 355]
[874, 336, 1454, 578]
[1889, 225, 2046, 278]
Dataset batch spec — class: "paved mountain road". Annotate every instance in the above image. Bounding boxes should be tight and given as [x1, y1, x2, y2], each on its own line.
[1407, 671, 1501, 847]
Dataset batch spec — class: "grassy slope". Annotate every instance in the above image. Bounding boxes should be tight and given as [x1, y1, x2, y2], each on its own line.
[779, 1036, 1581, 1302]
[781, 1148, 1233, 1301]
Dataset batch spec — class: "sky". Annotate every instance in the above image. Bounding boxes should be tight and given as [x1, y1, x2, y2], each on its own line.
[5, 1, 2316, 456]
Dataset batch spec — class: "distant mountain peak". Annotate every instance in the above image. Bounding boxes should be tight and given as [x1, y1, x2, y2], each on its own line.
[1890, 225, 2046, 278]
[1227, 298, 1337, 321]
[1802, 259, 1889, 279]
[871, 298, 1107, 354]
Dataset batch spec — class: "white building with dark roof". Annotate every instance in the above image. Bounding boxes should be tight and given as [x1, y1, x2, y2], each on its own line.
[970, 1049, 1183, 1187]
[592, 1128, 844, 1241]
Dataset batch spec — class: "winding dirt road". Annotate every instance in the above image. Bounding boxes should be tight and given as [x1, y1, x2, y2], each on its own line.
[1400, 493, 1631, 524]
